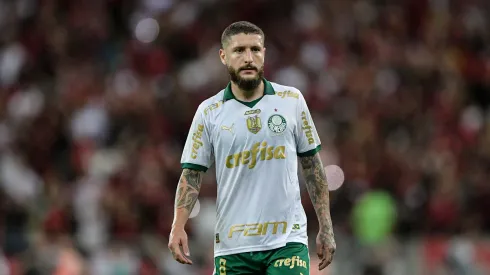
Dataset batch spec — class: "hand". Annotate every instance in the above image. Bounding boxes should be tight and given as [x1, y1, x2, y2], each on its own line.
[316, 231, 336, 270]
[168, 228, 193, 265]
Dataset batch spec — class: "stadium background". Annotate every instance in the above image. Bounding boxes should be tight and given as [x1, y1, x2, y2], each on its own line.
[1, 0, 490, 274]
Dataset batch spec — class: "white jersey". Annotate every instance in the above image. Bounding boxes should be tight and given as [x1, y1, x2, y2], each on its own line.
[181, 79, 321, 257]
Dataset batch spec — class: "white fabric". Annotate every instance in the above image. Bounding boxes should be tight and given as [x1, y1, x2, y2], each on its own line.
[181, 81, 321, 257]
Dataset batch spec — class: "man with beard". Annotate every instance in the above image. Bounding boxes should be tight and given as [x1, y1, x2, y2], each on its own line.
[168, 21, 336, 275]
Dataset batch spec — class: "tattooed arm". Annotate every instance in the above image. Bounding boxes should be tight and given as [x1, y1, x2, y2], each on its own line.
[169, 168, 203, 265]
[172, 168, 203, 229]
[299, 152, 336, 269]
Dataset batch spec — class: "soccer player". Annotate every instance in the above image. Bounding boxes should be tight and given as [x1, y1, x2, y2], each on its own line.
[168, 21, 336, 274]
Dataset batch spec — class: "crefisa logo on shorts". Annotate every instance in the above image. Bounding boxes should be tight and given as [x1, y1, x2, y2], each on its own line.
[274, 256, 308, 269]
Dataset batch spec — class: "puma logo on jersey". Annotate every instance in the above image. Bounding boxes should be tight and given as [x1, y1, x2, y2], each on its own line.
[225, 141, 286, 169]
[221, 124, 234, 134]
[301, 111, 315, 145]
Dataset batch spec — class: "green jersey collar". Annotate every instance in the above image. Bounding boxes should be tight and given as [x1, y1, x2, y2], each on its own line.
[223, 78, 275, 102]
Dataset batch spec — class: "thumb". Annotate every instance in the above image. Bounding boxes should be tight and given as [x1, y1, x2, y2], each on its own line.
[181, 237, 191, 257]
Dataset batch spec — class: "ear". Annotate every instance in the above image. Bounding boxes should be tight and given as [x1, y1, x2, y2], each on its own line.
[219, 48, 226, 65]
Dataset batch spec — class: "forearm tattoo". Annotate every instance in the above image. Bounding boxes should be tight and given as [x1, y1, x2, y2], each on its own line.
[175, 169, 202, 213]
[300, 154, 334, 236]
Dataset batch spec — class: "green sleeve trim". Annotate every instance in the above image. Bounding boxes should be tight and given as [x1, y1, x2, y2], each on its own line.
[181, 163, 208, 172]
[297, 145, 321, 157]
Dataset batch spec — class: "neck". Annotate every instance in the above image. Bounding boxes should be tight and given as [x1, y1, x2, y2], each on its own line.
[231, 80, 264, 102]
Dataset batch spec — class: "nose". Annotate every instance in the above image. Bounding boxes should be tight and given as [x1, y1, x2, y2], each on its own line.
[244, 49, 253, 63]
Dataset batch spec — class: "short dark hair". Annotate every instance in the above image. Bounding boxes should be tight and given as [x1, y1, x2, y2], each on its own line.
[221, 21, 265, 49]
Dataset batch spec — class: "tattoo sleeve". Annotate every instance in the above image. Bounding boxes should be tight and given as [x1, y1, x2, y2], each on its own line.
[300, 153, 334, 236]
[174, 168, 203, 218]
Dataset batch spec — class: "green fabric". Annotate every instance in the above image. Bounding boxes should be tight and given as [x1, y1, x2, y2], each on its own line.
[222, 78, 276, 108]
[214, 242, 309, 275]
[181, 163, 208, 172]
[297, 145, 321, 157]
[352, 191, 397, 245]
[235, 96, 264, 108]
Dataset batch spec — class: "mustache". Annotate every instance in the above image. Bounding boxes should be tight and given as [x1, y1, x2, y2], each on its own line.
[239, 66, 258, 71]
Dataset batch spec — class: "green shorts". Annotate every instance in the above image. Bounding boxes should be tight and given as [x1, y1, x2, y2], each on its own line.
[214, 242, 310, 275]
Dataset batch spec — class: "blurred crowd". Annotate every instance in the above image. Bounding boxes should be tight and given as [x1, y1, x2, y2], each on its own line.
[1, 0, 490, 274]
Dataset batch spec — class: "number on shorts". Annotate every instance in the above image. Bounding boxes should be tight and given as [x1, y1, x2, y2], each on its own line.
[219, 259, 227, 275]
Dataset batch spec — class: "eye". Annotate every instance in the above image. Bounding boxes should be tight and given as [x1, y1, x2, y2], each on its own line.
[235, 48, 244, 53]
[252, 47, 261, 52]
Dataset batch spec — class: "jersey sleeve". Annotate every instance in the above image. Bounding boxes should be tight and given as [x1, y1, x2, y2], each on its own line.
[180, 105, 214, 172]
[295, 92, 322, 157]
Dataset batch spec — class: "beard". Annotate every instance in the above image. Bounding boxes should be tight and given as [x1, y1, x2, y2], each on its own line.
[227, 65, 264, 91]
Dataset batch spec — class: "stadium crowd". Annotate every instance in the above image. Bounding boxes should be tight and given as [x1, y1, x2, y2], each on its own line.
[0, 0, 490, 274]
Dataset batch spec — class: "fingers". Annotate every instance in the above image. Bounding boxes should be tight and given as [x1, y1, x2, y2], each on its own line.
[316, 243, 324, 260]
[317, 243, 327, 270]
[318, 252, 330, 270]
[168, 239, 193, 265]
[318, 246, 335, 270]
[181, 236, 191, 258]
